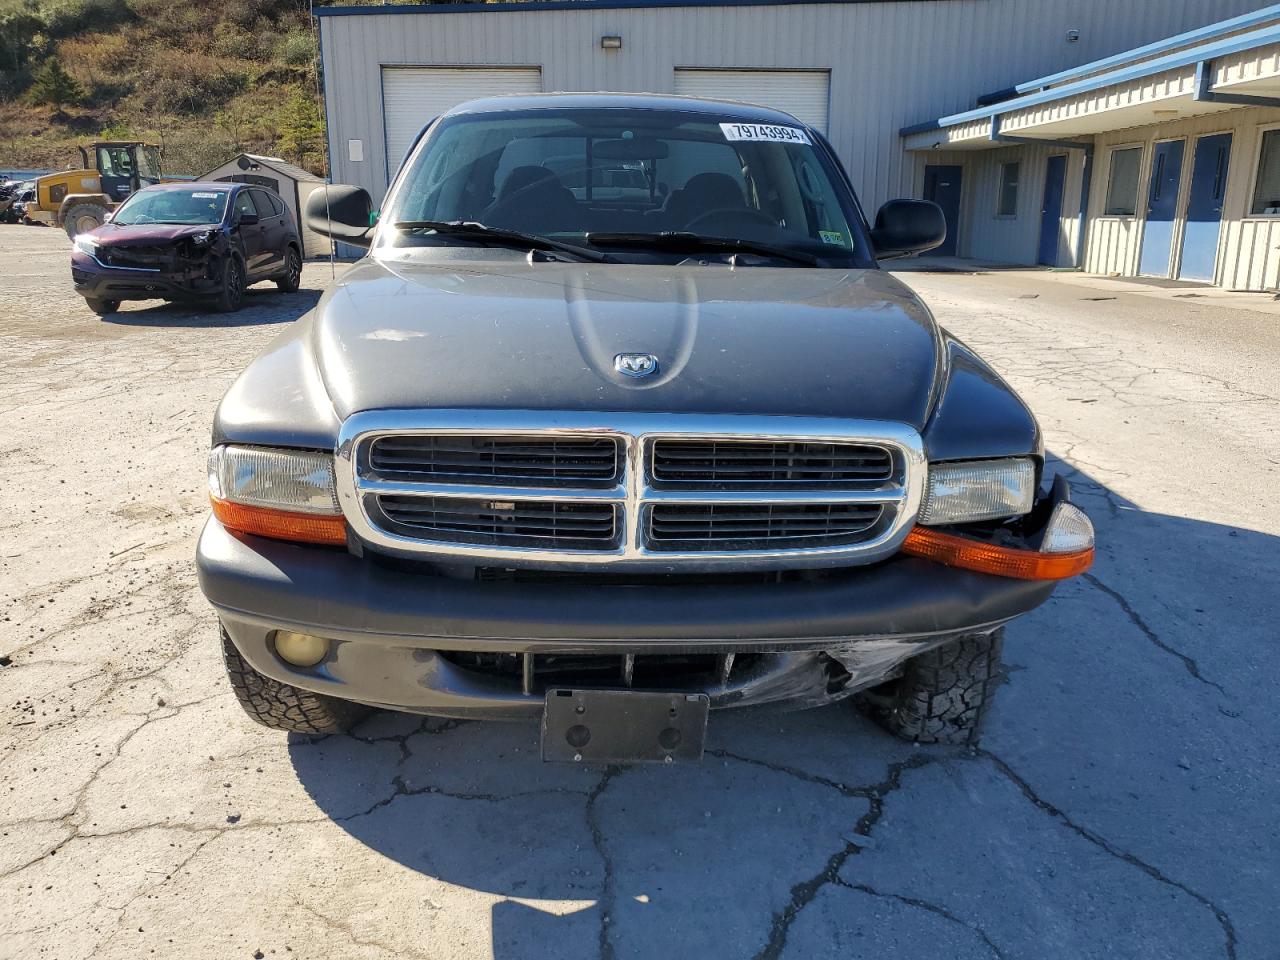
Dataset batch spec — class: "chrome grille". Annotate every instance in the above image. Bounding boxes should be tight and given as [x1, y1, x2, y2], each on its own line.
[336, 411, 926, 571]
[369, 434, 620, 486]
[375, 495, 619, 550]
[652, 439, 892, 487]
[647, 503, 884, 551]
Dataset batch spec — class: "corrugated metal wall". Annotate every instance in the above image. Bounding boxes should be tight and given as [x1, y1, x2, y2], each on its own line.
[319, 0, 1262, 211]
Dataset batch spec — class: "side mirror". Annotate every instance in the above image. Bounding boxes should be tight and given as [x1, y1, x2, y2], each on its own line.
[305, 184, 375, 247]
[870, 199, 946, 260]
[237, 212, 259, 226]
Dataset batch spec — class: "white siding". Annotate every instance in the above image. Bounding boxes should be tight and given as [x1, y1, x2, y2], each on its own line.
[318, 0, 1260, 209]
[1084, 106, 1280, 290]
[381, 66, 543, 174]
[673, 68, 829, 131]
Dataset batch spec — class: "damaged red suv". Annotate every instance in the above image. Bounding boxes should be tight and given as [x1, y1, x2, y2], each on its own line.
[70, 181, 303, 316]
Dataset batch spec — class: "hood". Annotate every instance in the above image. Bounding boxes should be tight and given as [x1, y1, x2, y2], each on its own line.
[90, 222, 218, 246]
[311, 255, 944, 430]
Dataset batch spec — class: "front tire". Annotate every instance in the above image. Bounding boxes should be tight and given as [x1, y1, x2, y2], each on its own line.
[213, 255, 246, 313]
[221, 628, 370, 734]
[63, 202, 107, 239]
[275, 247, 302, 292]
[856, 629, 1004, 744]
[85, 297, 120, 316]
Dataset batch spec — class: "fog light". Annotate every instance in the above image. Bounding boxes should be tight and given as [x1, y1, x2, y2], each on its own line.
[273, 630, 329, 667]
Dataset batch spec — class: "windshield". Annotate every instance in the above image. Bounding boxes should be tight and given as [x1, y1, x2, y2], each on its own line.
[384, 107, 872, 266]
[111, 188, 229, 226]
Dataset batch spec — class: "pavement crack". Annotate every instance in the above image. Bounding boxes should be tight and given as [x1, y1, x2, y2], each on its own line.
[836, 879, 1007, 959]
[1083, 573, 1226, 695]
[752, 753, 938, 960]
[584, 766, 622, 960]
[978, 749, 1237, 960]
[292, 897, 435, 960]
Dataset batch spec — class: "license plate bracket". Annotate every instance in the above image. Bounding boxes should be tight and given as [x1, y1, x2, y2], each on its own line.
[541, 688, 710, 763]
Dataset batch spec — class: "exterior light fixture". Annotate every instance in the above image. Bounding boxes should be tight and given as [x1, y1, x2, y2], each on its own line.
[600, 35, 623, 50]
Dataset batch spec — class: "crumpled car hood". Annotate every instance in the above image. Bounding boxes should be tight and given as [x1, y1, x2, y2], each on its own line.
[89, 222, 216, 246]
[311, 255, 945, 430]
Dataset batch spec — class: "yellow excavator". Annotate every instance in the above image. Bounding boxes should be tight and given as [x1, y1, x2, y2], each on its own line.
[23, 141, 165, 237]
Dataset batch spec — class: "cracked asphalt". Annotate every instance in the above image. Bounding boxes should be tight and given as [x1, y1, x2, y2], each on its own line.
[2, 226, 1278, 960]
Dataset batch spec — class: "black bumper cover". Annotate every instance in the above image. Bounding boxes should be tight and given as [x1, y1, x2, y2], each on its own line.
[198, 513, 1059, 717]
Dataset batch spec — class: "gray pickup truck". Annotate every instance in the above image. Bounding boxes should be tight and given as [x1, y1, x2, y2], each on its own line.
[197, 94, 1094, 761]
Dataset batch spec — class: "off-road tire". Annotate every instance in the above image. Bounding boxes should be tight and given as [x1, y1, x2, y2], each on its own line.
[214, 255, 246, 313]
[275, 247, 302, 292]
[62, 202, 107, 238]
[856, 629, 1004, 745]
[220, 628, 370, 734]
[85, 297, 120, 316]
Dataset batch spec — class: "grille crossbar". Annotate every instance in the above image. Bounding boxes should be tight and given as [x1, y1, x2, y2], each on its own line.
[337, 412, 925, 570]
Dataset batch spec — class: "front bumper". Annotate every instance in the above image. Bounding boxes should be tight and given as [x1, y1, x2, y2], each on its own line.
[198, 508, 1062, 718]
[71, 250, 220, 301]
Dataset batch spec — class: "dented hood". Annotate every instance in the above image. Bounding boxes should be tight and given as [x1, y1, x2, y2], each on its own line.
[89, 222, 215, 246]
[310, 255, 944, 429]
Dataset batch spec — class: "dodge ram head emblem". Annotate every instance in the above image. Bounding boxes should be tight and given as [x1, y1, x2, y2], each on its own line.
[614, 353, 659, 378]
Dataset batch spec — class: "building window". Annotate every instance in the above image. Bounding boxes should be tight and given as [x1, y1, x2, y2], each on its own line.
[1250, 129, 1280, 215]
[996, 161, 1019, 217]
[1103, 147, 1142, 216]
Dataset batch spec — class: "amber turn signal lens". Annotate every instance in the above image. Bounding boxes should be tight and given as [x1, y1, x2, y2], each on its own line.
[901, 526, 1093, 580]
[211, 496, 348, 546]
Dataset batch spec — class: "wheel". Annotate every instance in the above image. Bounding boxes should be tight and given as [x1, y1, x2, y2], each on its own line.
[275, 247, 302, 292]
[213, 255, 246, 313]
[221, 627, 370, 734]
[63, 202, 107, 239]
[856, 629, 1004, 745]
[85, 297, 120, 316]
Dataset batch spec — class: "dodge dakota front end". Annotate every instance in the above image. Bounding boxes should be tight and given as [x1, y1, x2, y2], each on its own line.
[196, 94, 1093, 760]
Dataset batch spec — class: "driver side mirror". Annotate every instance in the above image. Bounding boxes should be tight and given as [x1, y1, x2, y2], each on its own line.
[237, 212, 259, 226]
[870, 199, 946, 260]
[305, 184, 376, 247]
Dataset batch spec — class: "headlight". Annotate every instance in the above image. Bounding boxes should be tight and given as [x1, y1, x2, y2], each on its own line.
[919, 458, 1035, 525]
[207, 445, 346, 544]
[191, 229, 215, 246]
[74, 236, 97, 255]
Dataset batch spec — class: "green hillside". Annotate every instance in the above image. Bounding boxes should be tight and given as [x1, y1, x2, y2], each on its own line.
[0, 0, 328, 176]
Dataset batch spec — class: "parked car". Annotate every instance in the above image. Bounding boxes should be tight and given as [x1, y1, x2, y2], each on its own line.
[197, 94, 1095, 760]
[1, 180, 35, 224]
[70, 181, 303, 315]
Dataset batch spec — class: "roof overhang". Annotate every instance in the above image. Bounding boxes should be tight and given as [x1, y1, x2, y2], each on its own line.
[903, 21, 1280, 152]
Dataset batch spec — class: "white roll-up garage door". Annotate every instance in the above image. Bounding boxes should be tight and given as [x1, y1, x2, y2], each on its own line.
[381, 66, 542, 173]
[673, 69, 830, 133]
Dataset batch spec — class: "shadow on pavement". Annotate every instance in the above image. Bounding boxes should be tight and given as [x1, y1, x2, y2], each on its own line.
[100, 287, 321, 328]
[285, 459, 1279, 959]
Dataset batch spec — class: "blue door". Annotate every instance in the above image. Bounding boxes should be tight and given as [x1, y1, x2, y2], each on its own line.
[924, 165, 962, 256]
[1037, 155, 1067, 266]
[1138, 139, 1185, 277]
[1177, 133, 1232, 282]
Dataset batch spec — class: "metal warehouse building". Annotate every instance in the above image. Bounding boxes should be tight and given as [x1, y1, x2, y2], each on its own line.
[316, 0, 1277, 289]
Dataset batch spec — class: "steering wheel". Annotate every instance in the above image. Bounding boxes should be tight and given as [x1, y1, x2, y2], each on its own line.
[683, 207, 779, 236]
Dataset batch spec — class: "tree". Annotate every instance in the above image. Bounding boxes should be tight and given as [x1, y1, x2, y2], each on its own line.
[274, 89, 324, 171]
[28, 58, 84, 111]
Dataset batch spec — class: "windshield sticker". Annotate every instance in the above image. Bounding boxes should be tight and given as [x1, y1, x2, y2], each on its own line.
[720, 123, 811, 145]
[819, 230, 845, 245]
[191, 192, 222, 198]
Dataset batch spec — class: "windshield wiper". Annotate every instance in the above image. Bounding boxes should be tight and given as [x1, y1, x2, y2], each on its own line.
[393, 220, 610, 263]
[584, 231, 823, 266]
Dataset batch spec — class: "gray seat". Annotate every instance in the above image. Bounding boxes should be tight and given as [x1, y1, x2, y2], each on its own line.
[484, 165, 579, 233]
[660, 172, 747, 230]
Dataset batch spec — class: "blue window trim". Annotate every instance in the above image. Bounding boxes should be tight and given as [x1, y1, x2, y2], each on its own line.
[901, 21, 1280, 137]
